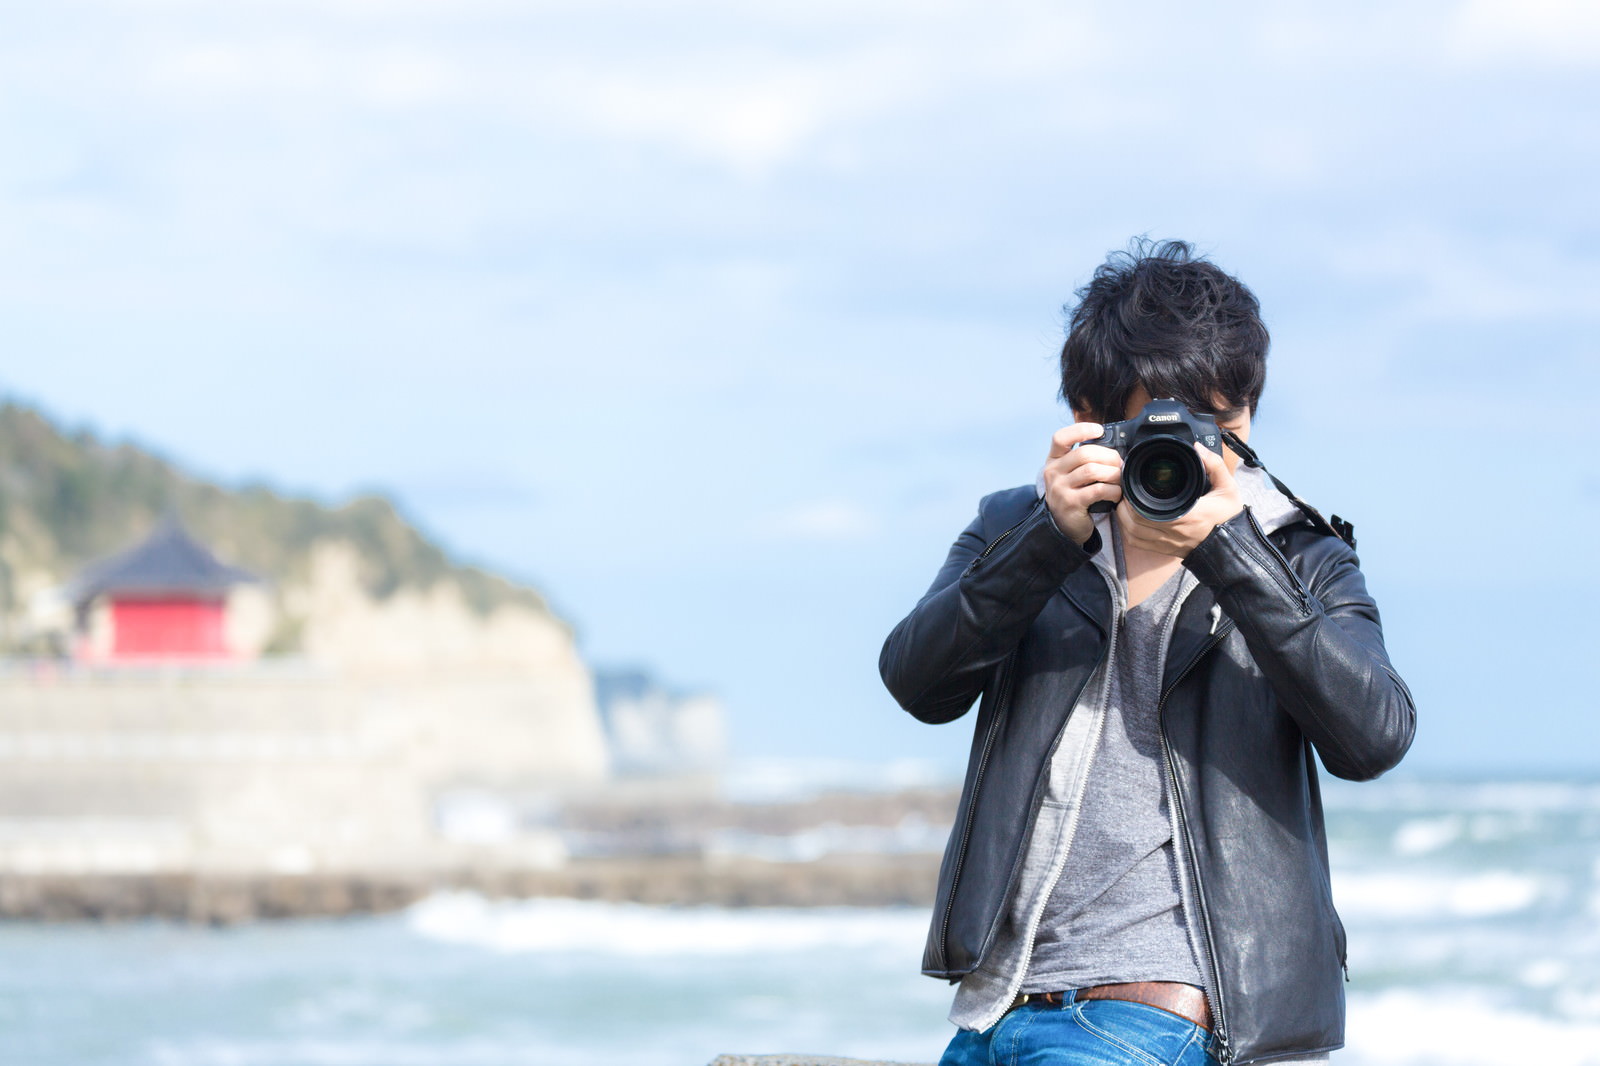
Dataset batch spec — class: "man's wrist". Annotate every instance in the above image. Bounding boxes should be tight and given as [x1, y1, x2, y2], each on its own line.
[1044, 506, 1102, 555]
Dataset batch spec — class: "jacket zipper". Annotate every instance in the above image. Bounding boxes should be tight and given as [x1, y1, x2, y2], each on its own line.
[1243, 508, 1310, 616]
[1158, 633, 1233, 1064]
[937, 650, 1018, 965]
[966, 500, 1042, 572]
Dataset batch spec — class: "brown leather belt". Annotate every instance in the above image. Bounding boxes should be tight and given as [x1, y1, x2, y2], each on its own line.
[1006, 982, 1212, 1031]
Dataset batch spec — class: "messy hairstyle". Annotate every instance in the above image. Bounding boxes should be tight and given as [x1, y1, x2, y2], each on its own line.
[1059, 238, 1269, 422]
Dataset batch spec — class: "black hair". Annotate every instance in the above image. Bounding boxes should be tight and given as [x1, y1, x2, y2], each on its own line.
[1059, 238, 1268, 422]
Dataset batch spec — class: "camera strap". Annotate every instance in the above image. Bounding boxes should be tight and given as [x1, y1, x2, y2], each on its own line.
[1220, 431, 1357, 550]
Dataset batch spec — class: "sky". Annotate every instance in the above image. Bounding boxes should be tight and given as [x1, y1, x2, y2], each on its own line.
[2, 0, 1597, 774]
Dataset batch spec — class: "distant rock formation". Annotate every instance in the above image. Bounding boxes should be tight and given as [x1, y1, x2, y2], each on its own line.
[595, 667, 726, 777]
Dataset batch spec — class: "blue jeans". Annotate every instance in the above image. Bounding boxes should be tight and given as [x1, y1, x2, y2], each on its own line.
[938, 992, 1218, 1066]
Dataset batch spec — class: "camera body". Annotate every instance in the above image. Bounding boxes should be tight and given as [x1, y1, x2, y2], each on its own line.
[1084, 398, 1225, 522]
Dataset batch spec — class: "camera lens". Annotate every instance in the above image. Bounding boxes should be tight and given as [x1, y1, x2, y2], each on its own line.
[1139, 457, 1185, 500]
[1125, 439, 1206, 521]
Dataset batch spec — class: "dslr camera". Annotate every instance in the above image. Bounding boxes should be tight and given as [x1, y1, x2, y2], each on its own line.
[1084, 398, 1225, 522]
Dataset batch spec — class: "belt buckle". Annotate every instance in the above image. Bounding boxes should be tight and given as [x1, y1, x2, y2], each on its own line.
[1005, 992, 1035, 1015]
[1007, 990, 1063, 1015]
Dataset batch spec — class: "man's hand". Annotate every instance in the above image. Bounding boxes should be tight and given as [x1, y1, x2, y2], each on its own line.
[1118, 442, 1245, 558]
[1042, 423, 1123, 545]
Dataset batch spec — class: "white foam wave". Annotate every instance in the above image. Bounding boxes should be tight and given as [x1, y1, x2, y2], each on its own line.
[147, 1036, 655, 1066]
[1334, 870, 1541, 919]
[1347, 988, 1600, 1066]
[1519, 958, 1570, 989]
[404, 893, 929, 957]
[1391, 816, 1463, 856]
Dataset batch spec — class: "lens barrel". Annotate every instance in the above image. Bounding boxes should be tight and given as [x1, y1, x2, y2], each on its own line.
[1124, 438, 1207, 521]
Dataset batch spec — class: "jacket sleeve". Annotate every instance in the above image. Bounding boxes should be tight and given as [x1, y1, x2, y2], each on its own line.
[1183, 506, 1417, 781]
[879, 491, 1098, 725]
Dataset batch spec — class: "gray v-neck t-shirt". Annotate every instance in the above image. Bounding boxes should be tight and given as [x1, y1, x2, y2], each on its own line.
[1020, 557, 1207, 993]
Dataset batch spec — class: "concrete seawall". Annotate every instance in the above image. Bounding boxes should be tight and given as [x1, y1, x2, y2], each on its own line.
[0, 663, 606, 878]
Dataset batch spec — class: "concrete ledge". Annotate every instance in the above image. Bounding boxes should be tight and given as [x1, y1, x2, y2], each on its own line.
[710, 1057, 935, 1066]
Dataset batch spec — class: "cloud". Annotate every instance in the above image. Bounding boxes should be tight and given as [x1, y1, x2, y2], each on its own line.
[1322, 226, 1600, 325]
[749, 500, 880, 542]
[1450, 0, 1600, 65]
[9, 2, 1105, 176]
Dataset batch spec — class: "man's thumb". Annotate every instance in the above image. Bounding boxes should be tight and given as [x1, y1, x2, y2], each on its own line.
[1197, 441, 1233, 486]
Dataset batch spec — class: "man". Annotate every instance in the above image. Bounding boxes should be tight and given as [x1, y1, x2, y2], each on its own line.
[879, 240, 1415, 1066]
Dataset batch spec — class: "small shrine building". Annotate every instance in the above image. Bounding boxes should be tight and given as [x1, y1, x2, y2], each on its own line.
[68, 516, 259, 661]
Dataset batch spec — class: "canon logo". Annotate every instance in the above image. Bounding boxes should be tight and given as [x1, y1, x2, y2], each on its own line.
[1147, 413, 1181, 423]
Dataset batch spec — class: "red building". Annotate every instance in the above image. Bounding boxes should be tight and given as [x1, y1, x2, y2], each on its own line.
[69, 516, 258, 662]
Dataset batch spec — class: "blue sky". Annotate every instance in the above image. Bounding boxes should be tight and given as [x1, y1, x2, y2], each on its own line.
[3, 0, 1597, 773]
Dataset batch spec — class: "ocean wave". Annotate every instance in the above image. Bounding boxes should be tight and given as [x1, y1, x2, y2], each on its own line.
[404, 892, 930, 957]
[1324, 778, 1600, 815]
[1346, 988, 1600, 1066]
[1390, 816, 1464, 856]
[1334, 870, 1542, 920]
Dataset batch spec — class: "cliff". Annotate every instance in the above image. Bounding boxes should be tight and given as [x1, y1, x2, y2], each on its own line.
[0, 398, 611, 878]
[0, 399, 562, 670]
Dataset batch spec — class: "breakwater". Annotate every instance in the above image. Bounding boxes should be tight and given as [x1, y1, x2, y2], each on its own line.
[0, 852, 940, 923]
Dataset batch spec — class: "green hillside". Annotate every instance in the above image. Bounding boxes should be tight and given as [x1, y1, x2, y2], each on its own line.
[0, 401, 553, 654]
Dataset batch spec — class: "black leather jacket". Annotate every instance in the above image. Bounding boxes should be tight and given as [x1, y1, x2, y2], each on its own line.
[880, 487, 1415, 1065]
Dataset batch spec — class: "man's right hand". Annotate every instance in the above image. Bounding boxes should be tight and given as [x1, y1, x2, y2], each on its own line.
[1042, 423, 1124, 545]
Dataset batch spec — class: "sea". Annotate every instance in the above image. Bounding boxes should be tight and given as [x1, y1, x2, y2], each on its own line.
[1, 774, 1597, 1066]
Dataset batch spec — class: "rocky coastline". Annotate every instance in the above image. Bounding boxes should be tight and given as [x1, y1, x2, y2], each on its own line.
[0, 855, 937, 923]
[0, 787, 955, 923]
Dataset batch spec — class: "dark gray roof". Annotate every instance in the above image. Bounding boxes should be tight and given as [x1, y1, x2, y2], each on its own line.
[68, 515, 259, 606]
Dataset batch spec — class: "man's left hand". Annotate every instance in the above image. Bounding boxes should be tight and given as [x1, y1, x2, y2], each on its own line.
[1118, 442, 1245, 559]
